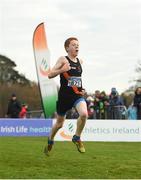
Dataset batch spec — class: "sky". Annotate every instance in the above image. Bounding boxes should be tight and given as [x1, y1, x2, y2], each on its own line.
[0, 0, 141, 94]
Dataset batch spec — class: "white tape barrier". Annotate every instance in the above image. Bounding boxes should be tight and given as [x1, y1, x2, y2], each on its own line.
[53, 120, 141, 142]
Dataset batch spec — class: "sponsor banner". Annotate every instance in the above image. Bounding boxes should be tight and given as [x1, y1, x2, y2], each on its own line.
[0, 119, 52, 136]
[54, 120, 141, 142]
[33, 23, 57, 118]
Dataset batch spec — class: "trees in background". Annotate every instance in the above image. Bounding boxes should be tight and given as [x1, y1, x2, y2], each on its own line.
[0, 55, 30, 85]
[122, 60, 141, 107]
[134, 60, 141, 87]
[0, 55, 42, 117]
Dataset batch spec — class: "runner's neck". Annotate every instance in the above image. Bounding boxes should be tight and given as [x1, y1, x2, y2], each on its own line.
[67, 55, 78, 63]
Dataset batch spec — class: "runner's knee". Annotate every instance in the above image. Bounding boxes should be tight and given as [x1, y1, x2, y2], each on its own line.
[79, 111, 88, 120]
[56, 121, 64, 129]
[56, 116, 65, 129]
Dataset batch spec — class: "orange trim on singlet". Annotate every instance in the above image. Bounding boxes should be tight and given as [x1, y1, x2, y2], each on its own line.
[63, 72, 83, 95]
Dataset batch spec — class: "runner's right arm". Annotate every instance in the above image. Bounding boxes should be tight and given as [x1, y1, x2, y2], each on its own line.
[48, 56, 71, 79]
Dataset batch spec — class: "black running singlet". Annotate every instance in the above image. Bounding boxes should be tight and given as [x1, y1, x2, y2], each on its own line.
[59, 56, 83, 96]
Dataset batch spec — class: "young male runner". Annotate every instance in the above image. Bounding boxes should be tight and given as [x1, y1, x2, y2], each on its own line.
[44, 37, 88, 154]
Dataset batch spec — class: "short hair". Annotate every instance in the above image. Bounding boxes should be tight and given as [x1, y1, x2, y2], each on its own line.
[64, 37, 78, 52]
[12, 93, 16, 97]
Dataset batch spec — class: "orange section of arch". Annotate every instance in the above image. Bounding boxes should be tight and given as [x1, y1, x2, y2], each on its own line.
[60, 131, 72, 140]
[33, 23, 48, 50]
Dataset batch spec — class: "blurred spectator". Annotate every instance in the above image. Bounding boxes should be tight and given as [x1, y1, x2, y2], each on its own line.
[93, 90, 101, 119]
[19, 103, 28, 119]
[6, 93, 21, 118]
[99, 91, 109, 119]
[127, 103, 137, 120]
[86, 96, 94, 119]
[109, 88, 123, 106]
[133, 87, 141, 119]
[66, 108, 79, 119]
[108, 88, 124, 119]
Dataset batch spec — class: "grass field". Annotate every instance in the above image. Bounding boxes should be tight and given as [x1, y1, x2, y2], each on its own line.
[0, 137, 141, 179]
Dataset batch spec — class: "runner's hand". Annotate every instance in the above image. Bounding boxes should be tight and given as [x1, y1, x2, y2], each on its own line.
[61, 61, 71, 72]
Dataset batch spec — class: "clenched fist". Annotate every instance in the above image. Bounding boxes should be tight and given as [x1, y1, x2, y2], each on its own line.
[61, 61, 71, 72]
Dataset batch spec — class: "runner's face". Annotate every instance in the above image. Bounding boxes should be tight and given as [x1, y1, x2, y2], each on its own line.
[67, 40, 79, 57]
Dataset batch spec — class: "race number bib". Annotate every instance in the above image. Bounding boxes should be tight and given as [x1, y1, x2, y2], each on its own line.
[68, 77, 82, 87]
